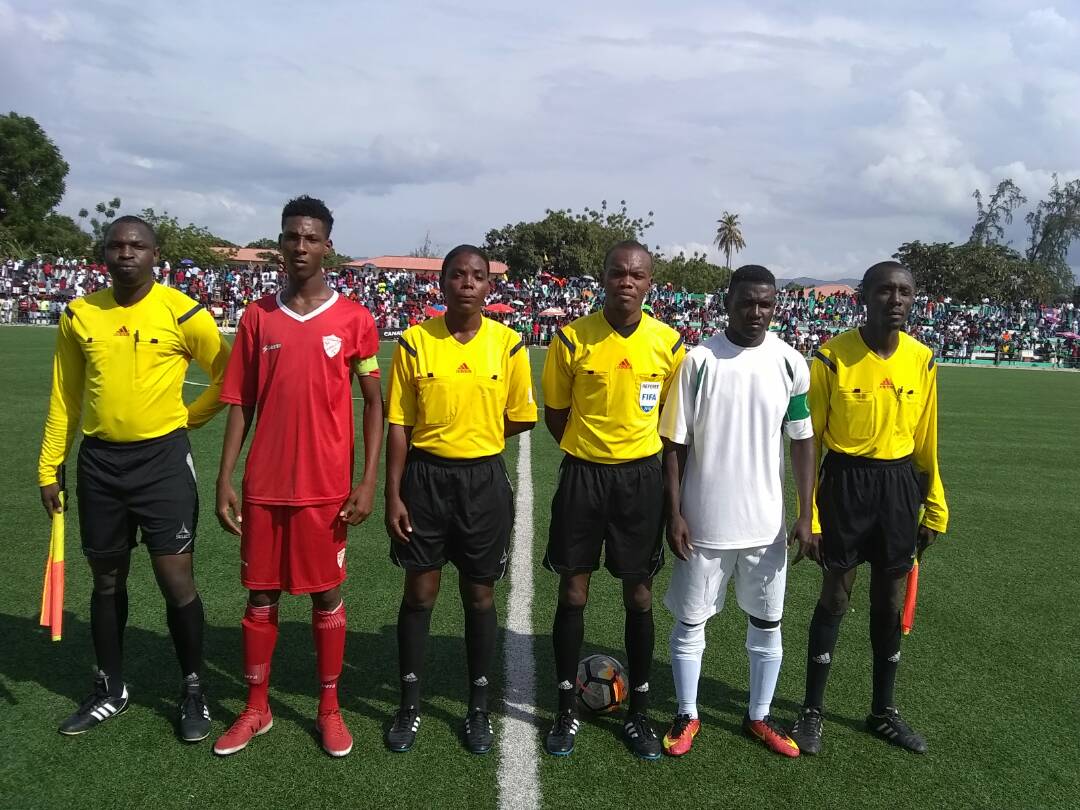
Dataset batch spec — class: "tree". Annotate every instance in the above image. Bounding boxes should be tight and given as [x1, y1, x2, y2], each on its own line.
[245, 238, 279, 249]
[0, 112, 69, 244]
[484, 200, 654, 279]
[713, 211, 746, 269]
[36, 213, 92, 257]
[78, 197, 122, 254]
[136, 208, 235, 267]
[653, 251, 731, 293]
[970, 179, 1026, 247]
[410, 231, 440, 258]
[1024, 174, 1080, 300]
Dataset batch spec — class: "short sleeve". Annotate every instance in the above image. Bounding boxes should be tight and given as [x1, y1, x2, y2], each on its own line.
[505, 337, 538, 422]
[220, 307, 258, 406]
[541, 329, 574, 410]
[658, 351, 696, 444]
[784, 351, 813, 440]
[386, 336, 418, 426]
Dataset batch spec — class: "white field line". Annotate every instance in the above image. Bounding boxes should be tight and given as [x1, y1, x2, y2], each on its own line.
[498, 431, 540, 810]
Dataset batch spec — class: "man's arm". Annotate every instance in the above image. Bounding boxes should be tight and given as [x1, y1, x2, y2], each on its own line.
[662, 438, 692, 561]
[215, 404, 254, 535]
[806, 352, 833, 535]
[384, 423, 413, 543]
[183, 308, 231, 429]
[543, 406, 570, 443]
[540, 329, 573, 444]
[789, 436, 818, 561]
[38, 310, 85, 515]
[913, 361, 948, 536]
[340, 372, 384, 525]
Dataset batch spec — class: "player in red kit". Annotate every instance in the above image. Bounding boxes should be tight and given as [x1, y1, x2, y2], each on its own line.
[212, 196, 383, 757]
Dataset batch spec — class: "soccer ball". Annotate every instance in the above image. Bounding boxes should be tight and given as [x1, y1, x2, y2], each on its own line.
[576, 654, 628, 714]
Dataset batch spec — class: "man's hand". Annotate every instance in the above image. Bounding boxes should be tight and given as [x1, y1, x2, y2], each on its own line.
[339, 480, 376, 526]
[666, 513, 693, 561]
[385, 496, 413, 544]
[790, 516, 820, 565]
[916, 524, 937, 558]
[216, 478, 242, 536]
[40, 483, 63, 519]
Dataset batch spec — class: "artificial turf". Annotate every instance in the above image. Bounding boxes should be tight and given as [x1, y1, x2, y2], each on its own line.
[0, 326, 1076, 809]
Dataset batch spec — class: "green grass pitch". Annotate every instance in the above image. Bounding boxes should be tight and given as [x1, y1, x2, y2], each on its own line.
[0, 325, 1077, 809]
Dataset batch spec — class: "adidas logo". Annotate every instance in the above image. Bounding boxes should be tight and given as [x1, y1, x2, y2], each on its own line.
[812, 652, 831, 664]
[557, 680, 574, 691]
[457, 362, 471, 373]
[888, 651, 901, 663]
[403, 672, 418, 683]
[616, 358, 633, 370]
[473, 676, 489, 687]
[879, 377, 895, 389]
[175, 523, 192, 541]
[114, 326, 130, 336]
[634, 682, 650, 693]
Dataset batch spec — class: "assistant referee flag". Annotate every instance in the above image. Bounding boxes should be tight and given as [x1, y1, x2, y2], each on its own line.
[39, 490, 65, 642]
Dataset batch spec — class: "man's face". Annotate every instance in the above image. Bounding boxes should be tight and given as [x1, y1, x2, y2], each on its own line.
[603, 248, 652, 317]
[440, 251, 490, 316]
[726, 282, 777, 344]
[104, 223, 158, 287]
[279, 216, 331, 282]
[864, 268, 915, 331]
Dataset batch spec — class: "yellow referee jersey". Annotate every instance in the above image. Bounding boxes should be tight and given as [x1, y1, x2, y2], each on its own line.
[808, 329, 948, 533]
[542, 311, 685, 463]
[37, 284, 231, 486]
[387, 316, 537, 459]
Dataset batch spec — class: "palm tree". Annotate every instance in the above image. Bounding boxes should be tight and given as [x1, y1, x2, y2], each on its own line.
[714, 211, 746, 269]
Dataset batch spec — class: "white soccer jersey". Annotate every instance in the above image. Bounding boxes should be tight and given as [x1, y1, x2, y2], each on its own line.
[659, 331, 812, 549]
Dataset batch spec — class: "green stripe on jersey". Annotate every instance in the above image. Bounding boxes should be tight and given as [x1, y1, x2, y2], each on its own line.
[787, 392, 810, 421]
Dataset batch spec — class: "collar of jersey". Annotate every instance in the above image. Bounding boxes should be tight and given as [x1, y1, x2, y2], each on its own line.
[276, 290, 338, 322]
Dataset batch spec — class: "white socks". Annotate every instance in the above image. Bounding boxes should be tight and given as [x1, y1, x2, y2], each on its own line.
[669, 620, 706, 719]
[746, 621, 782, 721]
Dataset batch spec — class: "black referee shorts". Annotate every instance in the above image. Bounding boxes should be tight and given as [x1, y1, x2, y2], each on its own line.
[544, 454, 665, 581]
[76, 428, 199, 559]
[391, 449, 514, 582]
[816, 452, 922, 575]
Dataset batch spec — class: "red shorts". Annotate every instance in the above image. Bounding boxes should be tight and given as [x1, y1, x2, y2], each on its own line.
[240, 501, 347, 594]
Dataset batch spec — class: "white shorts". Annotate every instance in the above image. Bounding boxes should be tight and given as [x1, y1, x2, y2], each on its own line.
[663, 541, 788, 624]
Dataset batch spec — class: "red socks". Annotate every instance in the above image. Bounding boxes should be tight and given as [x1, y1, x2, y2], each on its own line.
[313, 601, 346, 714]
[242, 603, 279, 712]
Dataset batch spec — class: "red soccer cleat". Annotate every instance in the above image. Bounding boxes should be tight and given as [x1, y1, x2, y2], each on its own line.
[662, 714, 701, 756]
[743, 714, 800, 757]
[213, 706, 273, 756]
[316, 709, 353, 757]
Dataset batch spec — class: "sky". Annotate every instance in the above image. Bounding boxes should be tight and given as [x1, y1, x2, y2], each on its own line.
[2, 0, 1079, 278]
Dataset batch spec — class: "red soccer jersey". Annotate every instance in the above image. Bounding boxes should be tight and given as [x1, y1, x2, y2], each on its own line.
[221, 291, 378, 505]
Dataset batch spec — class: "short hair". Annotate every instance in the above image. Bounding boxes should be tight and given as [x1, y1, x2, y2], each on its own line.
[603, 240, 652, 271]
[728, 264, 775, 291]
[441, 244, 490, 279]
[105, 215, 156, 246]
[281, 195, 333, 236]
[861, 261, 912, 293]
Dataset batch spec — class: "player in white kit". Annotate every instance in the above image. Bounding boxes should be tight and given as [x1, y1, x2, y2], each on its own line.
[658, 265, 817, 758]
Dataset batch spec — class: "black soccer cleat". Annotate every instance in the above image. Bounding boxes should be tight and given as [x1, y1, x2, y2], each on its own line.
[59, 673, 129, 735]
[178, 677, 211, 743]
[623, 712, 662, 760]
[866, 708, 928, 754]
[386, 707, 421, 753]
[544, 709, 580, 756]
[789, 706, 824, 756]
[463, 709, 494, 755]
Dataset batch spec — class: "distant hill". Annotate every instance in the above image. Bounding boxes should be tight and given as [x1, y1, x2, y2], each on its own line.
[776, 276, 861, 289]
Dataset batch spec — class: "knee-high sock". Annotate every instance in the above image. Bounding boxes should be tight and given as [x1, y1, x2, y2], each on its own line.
[313, 601, 346, 714]
[625, 608, 654, 715]
[464, 604, 497, 712]
[553, 603, 584, 712]
[804, 603, 844, 710]
[242, 603, 279, 712]
[670, 620, 706, 719]
[166, 594, 204, 680]
[870, 602, 901, 715]
[746, 622, 783, 721]
[90, 590, 124, 697]
[115, 588, 129, 656]
[397, 601, 433, 710]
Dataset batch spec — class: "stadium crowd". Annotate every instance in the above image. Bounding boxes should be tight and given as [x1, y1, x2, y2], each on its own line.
[3, 255, 1079, 366]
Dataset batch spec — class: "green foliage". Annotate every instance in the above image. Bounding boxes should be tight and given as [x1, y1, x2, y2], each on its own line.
[653, 251, 730, 293]
[410, 231, 439, 258]
[970, 179, 1026, 247]
[138, 208, 235, 267]
[713, 211, 746, 269]
[484, 200, 653, 279]
[245, 237, 279, 249]
[0, 112, 69, 243]
[323, 249, 352, 268]
[78, 196, 122, 255]
[35, 213, 92, 257]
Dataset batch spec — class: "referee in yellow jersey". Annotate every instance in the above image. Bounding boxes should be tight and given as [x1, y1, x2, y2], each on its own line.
[541, 240, 685, 759]
[384, 244, 537, 755]
[37, 216, 230, 742]
[788, 261, 948, 756]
